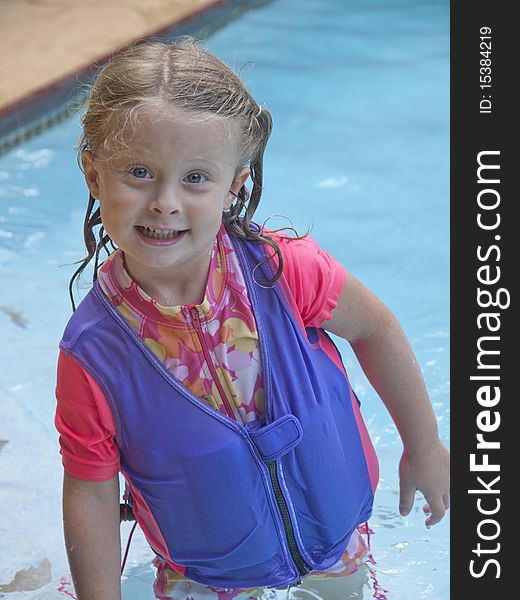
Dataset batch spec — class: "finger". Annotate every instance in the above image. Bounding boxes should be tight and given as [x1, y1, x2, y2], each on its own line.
[422, 503, 431, 515]
[442, 492, 450, 510]
[425, 496, 446, 527]
[399, 481, 416, 516]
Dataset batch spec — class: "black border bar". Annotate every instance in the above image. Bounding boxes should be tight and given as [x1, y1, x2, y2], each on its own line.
[451, 2, 513, 597]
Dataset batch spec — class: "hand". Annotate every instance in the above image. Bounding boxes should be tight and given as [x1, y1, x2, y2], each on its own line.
[398, 439, 450, 527]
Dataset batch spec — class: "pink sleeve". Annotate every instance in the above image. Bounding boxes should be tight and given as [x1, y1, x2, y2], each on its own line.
[267, 232, 346, 328]
[54, 350, 120, 481]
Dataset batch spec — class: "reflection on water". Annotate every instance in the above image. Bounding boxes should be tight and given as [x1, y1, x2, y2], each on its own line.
[375, 506, 405, 529]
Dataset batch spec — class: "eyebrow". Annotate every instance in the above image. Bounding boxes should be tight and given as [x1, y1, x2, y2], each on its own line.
[189, 157, 225, 170]
[110, 154, 226, 170]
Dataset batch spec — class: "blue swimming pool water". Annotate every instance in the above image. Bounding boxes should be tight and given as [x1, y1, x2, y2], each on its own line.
[0, 0, 449, 598]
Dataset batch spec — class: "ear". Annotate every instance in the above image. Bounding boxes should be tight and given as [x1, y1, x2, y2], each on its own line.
[226, 167, 250, 209]
[81, 151, 101, 198]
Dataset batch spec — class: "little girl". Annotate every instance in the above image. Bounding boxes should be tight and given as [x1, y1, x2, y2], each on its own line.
[55, 37, 449, 600]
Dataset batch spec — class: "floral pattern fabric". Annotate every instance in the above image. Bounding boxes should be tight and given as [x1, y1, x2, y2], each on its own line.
[98, 223, 265, 425]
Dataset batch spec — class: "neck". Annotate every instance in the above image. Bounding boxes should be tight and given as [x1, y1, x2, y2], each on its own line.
[142, 271, 209, 307]
[122, 249, 214, 308]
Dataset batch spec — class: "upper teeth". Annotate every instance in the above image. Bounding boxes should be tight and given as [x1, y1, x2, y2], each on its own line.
[142, 227, 183, 239]
[146, 227, 177, 234]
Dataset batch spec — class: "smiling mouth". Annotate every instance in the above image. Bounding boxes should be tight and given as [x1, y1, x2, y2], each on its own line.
[136, 226, 188, 240]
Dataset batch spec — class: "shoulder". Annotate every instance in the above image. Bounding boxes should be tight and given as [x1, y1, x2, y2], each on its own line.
[262, 227, 347, 329]
[61, 285, 111, 350]
[262, 227, 345, 280]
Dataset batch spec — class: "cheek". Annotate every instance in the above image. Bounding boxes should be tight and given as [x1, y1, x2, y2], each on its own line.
[98, 203, 116, 234]
[99, 187, 141, 218]
[99, 198, 128, 229]
[187, 194, 224, 219]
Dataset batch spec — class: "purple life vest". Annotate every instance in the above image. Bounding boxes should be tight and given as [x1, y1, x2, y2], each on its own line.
[60, 228, 377, 589]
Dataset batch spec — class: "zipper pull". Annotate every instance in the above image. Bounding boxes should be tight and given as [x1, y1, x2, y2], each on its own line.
[190, 306, 200, 328]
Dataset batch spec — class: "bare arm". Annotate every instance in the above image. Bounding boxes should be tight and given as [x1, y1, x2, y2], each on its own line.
[63, 472, 122, 600]
[322, 271, 450, 526]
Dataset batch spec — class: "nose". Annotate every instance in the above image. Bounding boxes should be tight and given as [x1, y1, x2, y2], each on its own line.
[148, 184, 182, 215]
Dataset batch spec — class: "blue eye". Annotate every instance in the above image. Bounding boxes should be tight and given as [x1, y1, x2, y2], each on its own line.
[185, 172, 206, 184]
[131, 166, 150, 179]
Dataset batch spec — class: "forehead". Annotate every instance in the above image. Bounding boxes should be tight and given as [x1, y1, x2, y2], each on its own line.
[101, 101, 242, 163]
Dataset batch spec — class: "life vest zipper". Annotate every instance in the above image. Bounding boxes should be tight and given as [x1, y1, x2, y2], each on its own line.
[190, 307, 238, 422]
[191, 306, 309, 576]
[230, 235, 312, 579]
[267, 461, 312, 578]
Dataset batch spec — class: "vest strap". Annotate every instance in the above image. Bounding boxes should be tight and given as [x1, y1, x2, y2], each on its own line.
[247, 415, 303, 462]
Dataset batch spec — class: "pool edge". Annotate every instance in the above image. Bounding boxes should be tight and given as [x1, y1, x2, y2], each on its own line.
[0, 0, 269, 156]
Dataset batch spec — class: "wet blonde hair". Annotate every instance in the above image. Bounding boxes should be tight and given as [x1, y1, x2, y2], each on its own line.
[70, 36, 306, 309]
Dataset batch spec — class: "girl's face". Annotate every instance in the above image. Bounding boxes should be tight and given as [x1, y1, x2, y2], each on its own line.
[82, 104, 249, 303]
